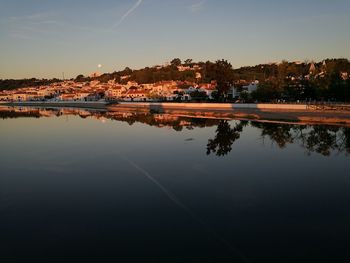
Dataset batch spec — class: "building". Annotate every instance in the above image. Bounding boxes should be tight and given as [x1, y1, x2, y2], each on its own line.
[105, 86, 125, 99]
[0, 93, 11, 101]
[309, 63, 316, 74]
[124, 89, 150, 99]
[243, 81, 259, 93]
[228, 81, 259, 99]
[58, 93, 79, 101]
[198, 84, 217, 99]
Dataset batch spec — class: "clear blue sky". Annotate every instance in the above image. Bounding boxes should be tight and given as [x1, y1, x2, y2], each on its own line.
[1, 0, 349, 79]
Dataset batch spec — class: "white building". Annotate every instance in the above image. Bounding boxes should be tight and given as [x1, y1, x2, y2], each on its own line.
[228, 81, 259, 99]
[243, 81, 258, 93]
[184, 86, 197, 94]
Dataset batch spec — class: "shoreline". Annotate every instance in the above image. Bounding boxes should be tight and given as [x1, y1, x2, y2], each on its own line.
[3, 101, 350, 126]
[109, 102, 350, 126]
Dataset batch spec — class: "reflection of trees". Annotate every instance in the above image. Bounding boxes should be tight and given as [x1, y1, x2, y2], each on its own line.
[206, 121, 350, 157]
[206, 121, 246, 156]
[0, 107, 220, 131]
[2, 107, 350, 157]
[303, 126, 350, 156]
[342, 128, 350, 153]
[253, 123, 294, 148]
[252, 122, 350, 156]
[107, 113, 220, 131]
[305, 126, 338, 156]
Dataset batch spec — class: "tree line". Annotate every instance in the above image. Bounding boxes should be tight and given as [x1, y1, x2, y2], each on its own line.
[0, 78, 62, 91]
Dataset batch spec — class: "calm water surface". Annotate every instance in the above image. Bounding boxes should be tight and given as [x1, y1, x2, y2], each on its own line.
[1, 107, 350, 262]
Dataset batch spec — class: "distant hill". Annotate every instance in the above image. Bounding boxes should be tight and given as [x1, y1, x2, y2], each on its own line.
[1, 58, 350, 101]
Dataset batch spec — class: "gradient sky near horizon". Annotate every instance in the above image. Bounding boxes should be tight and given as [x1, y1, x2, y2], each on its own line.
[1, 0, 350, 79]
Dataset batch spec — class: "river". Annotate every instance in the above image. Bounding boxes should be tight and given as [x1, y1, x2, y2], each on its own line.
[1, 107, 350, 262]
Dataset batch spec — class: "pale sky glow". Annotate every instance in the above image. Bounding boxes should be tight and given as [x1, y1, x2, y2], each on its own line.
[0, 0, 350, 79]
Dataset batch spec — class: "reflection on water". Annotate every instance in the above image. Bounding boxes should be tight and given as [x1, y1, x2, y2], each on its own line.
[1, 106, 350, 262]
[206, 120, 350, 157]
[2, 106, 350, 157]
[207, 120, 247, 156]
[252, 122, 350, 156]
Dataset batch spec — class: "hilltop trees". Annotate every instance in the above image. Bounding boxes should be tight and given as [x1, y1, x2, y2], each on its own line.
[0, 78, 62, 91]
[203, 59, 235, 98]
[250, 59, 350, 102]
[170, 58, 182, 67]
[184, 59, 193, 65]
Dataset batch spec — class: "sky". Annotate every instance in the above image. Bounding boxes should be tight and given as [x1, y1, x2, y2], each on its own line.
[0, 0, 350, 79]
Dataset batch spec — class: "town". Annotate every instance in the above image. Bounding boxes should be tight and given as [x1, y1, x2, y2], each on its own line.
[0, 58, 349, 103]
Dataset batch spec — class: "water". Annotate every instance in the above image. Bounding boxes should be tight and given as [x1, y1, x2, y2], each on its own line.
[1, 107, 350, 262]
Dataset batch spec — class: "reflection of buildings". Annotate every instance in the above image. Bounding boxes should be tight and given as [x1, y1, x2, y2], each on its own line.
[1, 106, 349, 157]
[0, 106, 220, 131]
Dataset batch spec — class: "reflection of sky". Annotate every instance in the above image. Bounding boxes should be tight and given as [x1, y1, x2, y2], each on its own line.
[1, 115, 350, 262]
[1, 115, 348, 183]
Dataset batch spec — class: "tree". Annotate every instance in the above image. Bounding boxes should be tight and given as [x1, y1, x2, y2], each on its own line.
[189, 90, 208, 101]
[184, 58, 193, 65]
[170, 58, 182, 67]
[251, 81, 283, 102]
[206, 59, 234, 99]
[122, 67, 133, 75]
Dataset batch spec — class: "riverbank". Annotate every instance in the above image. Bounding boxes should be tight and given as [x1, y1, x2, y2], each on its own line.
[109, 102, 350, 126]
[3, 101, 350, 126]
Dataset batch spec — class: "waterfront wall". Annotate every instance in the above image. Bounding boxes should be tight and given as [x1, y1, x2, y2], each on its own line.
[117, 102, 308, 110]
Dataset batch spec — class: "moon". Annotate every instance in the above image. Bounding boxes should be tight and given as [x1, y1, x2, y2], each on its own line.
[97, 64, 102, 68]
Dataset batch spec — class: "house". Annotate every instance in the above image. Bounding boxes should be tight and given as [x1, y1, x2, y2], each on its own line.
[198, 83, 217, 99]
[164, 94, 179, 101]
[12, 92, 28, 101]
[58, 93, 79, 101]
[75, 92, 91, 100]
[120, 75, 131, 80]
[192, 64, 201, 70]
[85, 93, 101, 101]
[177, 65, 191, 71]
[124, 89, 149, 99]
[105, 86, 125, 99]
[11, 92, 44, 101]
[184, 86, 197, 94]
[228, 85, 239, 99]
[0, 93, 11, 101]
[37, 88, 56, 97]
[228, 81, 258, 99]
[125, 81, 139, 89]
[177, 65, 201, 72]
[243, 81, 259, 93]
[107, 79, 116, 85]
[89, 80, 100, 87]
[181, 94, 191, 101]
[153, 82, 164, 95]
